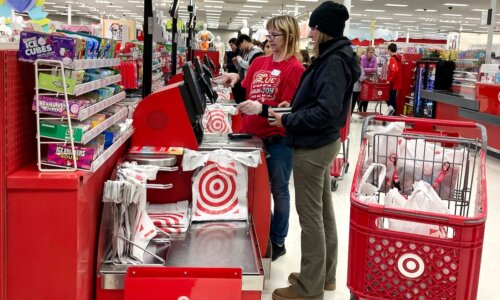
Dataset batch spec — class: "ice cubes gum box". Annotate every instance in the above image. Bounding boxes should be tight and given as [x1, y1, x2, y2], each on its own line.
[19, 31, 79, 67]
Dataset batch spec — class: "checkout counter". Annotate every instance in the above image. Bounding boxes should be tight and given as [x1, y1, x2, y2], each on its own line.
[420, 86, 500, 155]
[96, 62, 271, 300]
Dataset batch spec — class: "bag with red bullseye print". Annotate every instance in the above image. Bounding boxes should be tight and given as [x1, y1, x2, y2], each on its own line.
[182, 149, 261, 221]
[202, 103, 238, 133]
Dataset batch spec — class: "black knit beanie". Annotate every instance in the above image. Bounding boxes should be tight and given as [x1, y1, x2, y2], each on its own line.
[309, 1, 349, 37]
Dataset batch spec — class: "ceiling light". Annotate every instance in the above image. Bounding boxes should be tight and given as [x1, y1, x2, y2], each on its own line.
[285, 4, 305, 8]
[128, 0, 141, 2]
[116, 9, 131, 12]
[471, 9, 487, 12]
[204, 0, 225, 3]
[122, 12, 136, 15]
[360, 20, 372, 22]
[376, 17, 393, 20]
[465, 17, 480, 20]
[44, 1, 55, 3]
[421, 27, 436, 30]
[79, 12, 89, 14]
[44, 9, 57, 11]
[415, 9, 437, 12]
[440, 25, 455, 28]
[385, 4, 408, 7]
[106, 5, 123, 8]
[442, 3, 468, 6]
[247, 0, 268, 2]
[243, 4, 262, 8]
[295, 0, 318, 2]
[53, 5, 66, 8]
[237, 13, 253, 15]
[421, 23, 436, 26]
[240, 9, 257, 12]
[205, 9, 220, 12]
[358, 27, 370, 29]
[365, 9, 385, 12]
[442, 14, 462, 17]
[205, 5, 223, 8]
[350, 13, 362, 16]
[394, 13, 412, 16]
[461, 24, 477, 26]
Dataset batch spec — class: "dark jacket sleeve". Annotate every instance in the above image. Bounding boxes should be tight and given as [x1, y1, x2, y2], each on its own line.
[282, 58, 347, 133]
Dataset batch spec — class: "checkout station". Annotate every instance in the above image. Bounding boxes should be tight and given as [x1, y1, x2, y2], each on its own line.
[95, 59, 271, 300]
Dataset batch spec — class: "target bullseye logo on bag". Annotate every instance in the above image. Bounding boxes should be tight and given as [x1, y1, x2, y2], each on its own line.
[193, 161, 243, 220]
[183, 149, 261, 222]
[205, 109, 229, 133]
[202, 104, 237, 134]
[398, 253, 425, 278]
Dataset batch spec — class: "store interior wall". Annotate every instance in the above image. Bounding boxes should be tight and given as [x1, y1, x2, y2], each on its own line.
[208, 29, 239, 45]
[47, 15, 96, 25]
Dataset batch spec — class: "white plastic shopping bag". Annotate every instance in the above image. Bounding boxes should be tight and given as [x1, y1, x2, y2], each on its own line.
[389, 181, 449, 238]
[357, 163, 386, 204]
[365, 122, 405, 187]
[183, 149, 261, 221]
[202, 103, 238, 133]
[397, 139, 466, 199]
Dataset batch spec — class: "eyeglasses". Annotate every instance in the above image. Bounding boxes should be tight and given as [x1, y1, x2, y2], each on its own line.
[265, 33, 286, 41]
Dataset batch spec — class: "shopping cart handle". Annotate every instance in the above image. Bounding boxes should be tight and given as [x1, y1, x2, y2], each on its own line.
[373, 116, 478, 128]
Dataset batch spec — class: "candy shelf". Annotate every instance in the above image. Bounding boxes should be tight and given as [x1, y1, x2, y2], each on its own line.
[39, 106, 128, 144]
[41, 128, 134, 172]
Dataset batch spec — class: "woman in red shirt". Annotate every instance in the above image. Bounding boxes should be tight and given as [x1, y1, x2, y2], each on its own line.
[218, 15, 305, 261]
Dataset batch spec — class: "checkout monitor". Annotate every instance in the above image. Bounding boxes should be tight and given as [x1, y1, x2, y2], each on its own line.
[204, 54, 217, 75]
[180, 61, 205, 144]
[194, 56, 218, 104]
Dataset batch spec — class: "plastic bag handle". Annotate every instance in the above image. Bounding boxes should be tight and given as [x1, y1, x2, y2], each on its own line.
[358, 163, 386, 195]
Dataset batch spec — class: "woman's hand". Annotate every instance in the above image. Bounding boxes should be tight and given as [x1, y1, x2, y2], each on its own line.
[278, 101, 290, 108]
[214, 73, 240, 88]
[269, 110, 283, 127]
[237, 100, 262, 115]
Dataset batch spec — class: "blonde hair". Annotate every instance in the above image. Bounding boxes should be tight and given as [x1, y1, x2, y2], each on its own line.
[312, 30, 334, 57]
[266, 16, 301, 60]
[366, 46, 375, 54]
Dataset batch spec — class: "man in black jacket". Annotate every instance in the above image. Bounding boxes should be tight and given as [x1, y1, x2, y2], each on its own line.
[269, 2, 361, 299]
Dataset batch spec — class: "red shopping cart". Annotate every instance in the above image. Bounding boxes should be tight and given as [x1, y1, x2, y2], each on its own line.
[348, 115, 487, 300]
[329, 111, 350, 191]
[358, 80, 391, 116]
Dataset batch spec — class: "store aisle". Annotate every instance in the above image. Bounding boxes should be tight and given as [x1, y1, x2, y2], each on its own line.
[261, 114, 499, 300]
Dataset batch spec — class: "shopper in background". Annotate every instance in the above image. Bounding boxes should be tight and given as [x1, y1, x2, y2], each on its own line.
[262, 40, 273, 56]
[216, 15, 305, 262]
[224, 37, 246, 103]
[300, 49, 311, 68]
[234, 34, 263, 79]
[358, 45, 376, 112]
[224, 38, 239, 73]
[352, 55, 365, 114]
[387, 43, 402, 115]
[268, 1, 360, 299]
[361, 46, 377, 74]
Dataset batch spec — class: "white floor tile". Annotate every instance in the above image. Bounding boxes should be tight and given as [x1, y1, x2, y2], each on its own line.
[261, 114, 499, 300]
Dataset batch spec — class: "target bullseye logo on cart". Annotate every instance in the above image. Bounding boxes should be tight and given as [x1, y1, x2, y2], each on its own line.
[178, 296, 190, 300]
[205, 109, 229, 133]
[377, 90, 383, 96]
[195, 161, 239, 216]
[398, 253, 425, 279]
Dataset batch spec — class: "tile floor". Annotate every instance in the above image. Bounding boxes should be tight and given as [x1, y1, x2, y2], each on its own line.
[261, 113, 499, 300]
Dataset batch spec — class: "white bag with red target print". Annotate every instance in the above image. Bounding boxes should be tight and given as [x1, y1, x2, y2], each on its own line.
[182, 149, 261, 221]
[202, 103, 238, 133]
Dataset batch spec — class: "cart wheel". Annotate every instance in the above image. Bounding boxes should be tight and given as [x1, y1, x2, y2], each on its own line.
[331, 180, 338, 191]
[350, 293, 359, 300]
[345, 163, 350, 174]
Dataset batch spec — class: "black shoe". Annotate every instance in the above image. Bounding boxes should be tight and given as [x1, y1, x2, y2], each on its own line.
[271, 243, 286, 261]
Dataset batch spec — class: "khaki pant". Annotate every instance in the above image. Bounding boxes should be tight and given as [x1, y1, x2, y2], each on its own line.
[292, 139, 341, 297]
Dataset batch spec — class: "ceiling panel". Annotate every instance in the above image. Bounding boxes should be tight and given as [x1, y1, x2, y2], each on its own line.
[42, 0, 500, 38]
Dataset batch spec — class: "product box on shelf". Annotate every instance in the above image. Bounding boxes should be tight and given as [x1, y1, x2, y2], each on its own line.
[19, 31, 77, 66]
[46, 143, 97, 170]
[39, 120, 88, 142]
[38, 72, 77, 94]
[33, 95, 92, 118]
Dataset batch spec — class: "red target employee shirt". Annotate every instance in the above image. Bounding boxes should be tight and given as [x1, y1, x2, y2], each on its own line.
[241, 55, 304, 138]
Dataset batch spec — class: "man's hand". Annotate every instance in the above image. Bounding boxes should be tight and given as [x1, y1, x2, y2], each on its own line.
[214, 73, 240, 88]
[278, 101, 290, 108]
[269, 110, 283, 127]
[237, 100, 263, 115]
